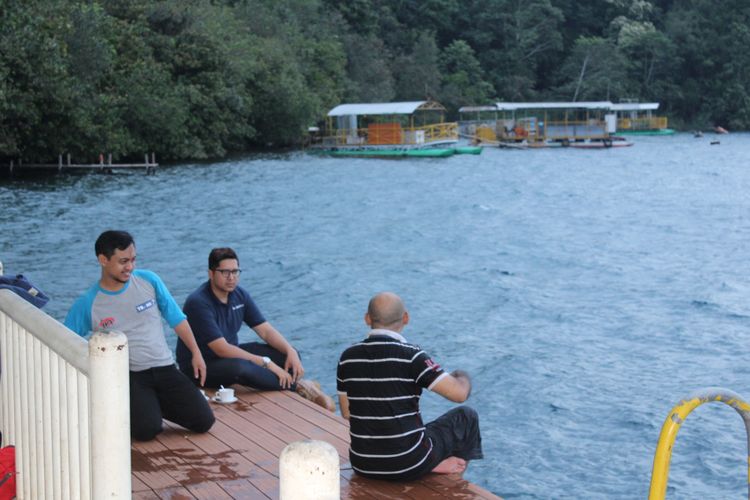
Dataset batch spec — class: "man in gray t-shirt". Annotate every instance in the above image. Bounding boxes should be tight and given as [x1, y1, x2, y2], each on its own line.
[65, 230, 214, 441]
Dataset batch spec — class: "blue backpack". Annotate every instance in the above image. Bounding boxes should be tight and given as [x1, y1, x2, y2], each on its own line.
[0, 274, 49, 309]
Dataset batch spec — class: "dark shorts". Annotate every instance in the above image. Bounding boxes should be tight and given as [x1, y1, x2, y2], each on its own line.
[401, 406, 483, 481]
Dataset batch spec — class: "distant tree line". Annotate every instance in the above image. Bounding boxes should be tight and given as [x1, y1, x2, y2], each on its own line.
[1, 0, 748, 162]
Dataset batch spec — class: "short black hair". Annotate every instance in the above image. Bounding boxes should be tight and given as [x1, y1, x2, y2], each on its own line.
[95, 230, 135, 258]
[208, 247, 239, 270]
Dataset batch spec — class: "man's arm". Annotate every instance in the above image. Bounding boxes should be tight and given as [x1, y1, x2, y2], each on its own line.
[174, 319, 207, 386]
[252, 322, 304, 382]
[430, 369, 472, 403]
[64, 303, 91, 337]
[338, 393, 350, 420]
[63, 287, 97, 338]
[207, 337, 293, 388]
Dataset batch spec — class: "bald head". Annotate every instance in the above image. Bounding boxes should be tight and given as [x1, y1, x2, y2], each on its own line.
[366, 292, 408, 331]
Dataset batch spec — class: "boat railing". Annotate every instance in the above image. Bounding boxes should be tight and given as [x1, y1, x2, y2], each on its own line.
[494, 118, 608, 143]
[420, 122, 459, 144]
[316, 122, 458, 147]
[0, 289, 131, 499]
[649, 387, 750, 500]
[618, 116, 668, 131]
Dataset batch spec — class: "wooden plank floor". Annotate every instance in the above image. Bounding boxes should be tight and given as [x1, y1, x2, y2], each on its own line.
[131, 385, 500, 499]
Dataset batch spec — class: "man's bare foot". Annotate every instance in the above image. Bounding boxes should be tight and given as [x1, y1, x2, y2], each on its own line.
[431, 456, 467, 475]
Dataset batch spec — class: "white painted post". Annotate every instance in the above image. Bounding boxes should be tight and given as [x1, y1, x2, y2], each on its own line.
[88, 331, 131, 498]
[279, 440, 339, 500]
[0, 260, 3, 275]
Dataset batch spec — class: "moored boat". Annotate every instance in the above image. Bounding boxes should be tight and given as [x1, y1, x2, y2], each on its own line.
[460, 101, 625, 148]
[567, 136, 633, 148]
[317, 147, 456, 158]
[610, 102, 675, 135]
[309, 100, 474, 157]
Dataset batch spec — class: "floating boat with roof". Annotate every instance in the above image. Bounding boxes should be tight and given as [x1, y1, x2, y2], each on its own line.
[610, 102, 674, 135]
[308, 101, 481, 157]
[459, 101, 634, 148]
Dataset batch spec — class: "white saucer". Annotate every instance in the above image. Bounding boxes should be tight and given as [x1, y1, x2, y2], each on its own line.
[212, 395, 238, 404]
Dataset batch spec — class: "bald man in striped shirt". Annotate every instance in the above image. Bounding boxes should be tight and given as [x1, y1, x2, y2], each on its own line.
[337, 292, 483, 481]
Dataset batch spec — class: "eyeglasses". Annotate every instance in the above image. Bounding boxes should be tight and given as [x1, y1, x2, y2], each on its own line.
[214, 268, 242, 278]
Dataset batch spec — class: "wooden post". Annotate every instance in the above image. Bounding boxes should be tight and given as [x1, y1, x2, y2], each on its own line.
[58, 154, 63, 173]
[67, 153, 71, 166]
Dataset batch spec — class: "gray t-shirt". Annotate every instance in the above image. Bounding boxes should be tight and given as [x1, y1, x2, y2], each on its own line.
[65, 269, 186, 371]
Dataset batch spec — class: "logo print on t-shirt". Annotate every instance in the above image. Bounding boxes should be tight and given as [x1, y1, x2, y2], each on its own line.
[136, 299, 155, 313]
[425, 358, 441, 372]
[98, 317, 115, 329]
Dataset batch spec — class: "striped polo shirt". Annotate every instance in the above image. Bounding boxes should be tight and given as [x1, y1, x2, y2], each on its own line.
[337, 329, 447, 479]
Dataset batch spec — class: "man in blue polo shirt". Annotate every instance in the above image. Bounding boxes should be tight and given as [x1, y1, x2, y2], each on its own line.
[65, 230, 214, 441]
[176, 247, 335, 411]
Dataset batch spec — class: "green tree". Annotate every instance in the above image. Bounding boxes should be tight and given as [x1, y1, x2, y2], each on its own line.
[555, 36, 627, 101]
[497, 0, 564, 97]
[342, 33, 395, 102]
[0, 0, 79, 160]
[439, 40, 495, 111]
[392, 32, 442, 101]
[665, 0, 750, 128]
[233, 0, 347, 145]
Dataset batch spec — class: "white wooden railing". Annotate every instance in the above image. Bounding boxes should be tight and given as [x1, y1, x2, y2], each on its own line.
[0, 289, 131, 499]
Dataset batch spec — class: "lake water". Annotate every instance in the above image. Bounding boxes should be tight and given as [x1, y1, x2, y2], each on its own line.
[2, 133, 750, 498]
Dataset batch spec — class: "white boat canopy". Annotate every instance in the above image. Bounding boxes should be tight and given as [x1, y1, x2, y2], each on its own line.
[609, 102, 660, 111]
[495, 101, 614, 110]
[327, 101, 446, 117]
[458, 105, 498, 113]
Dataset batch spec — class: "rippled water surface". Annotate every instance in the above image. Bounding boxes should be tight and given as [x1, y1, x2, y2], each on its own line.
[2, 134, 750, 498]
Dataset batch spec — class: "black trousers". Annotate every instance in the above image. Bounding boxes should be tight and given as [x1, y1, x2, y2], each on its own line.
[129, 364, 215, 441]
[179, 342, 293, 390]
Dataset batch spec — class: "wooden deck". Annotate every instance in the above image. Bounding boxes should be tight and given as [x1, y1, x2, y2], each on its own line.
[131, 385, 500, 499]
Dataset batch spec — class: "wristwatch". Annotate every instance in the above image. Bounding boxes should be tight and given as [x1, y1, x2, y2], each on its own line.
[261, 356, 271, 369]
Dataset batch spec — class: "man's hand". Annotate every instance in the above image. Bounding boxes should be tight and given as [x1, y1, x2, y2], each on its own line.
[174, 319, 207, 386]
[270, 362, 294, 389]
[284, 349, 305, 383]
[450, 369, 472, 399]
[192, 351, 207, 386]
[432, 368, 472, 402]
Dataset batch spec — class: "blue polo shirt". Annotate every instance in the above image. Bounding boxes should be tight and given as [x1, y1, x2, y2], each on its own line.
[176, 281, 266, 364]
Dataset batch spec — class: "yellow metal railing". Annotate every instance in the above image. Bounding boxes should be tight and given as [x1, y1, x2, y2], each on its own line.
[420, 122, 458, 143]
[618, 116, 669, 131]
[649, 387, 750, 499]
[317, 122, 458, 147]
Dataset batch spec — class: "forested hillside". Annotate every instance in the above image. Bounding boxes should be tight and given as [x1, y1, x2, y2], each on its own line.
[2, 0, 748, 162]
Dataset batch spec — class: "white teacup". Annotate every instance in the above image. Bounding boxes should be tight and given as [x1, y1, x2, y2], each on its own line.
[216, 387, 235, 402]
